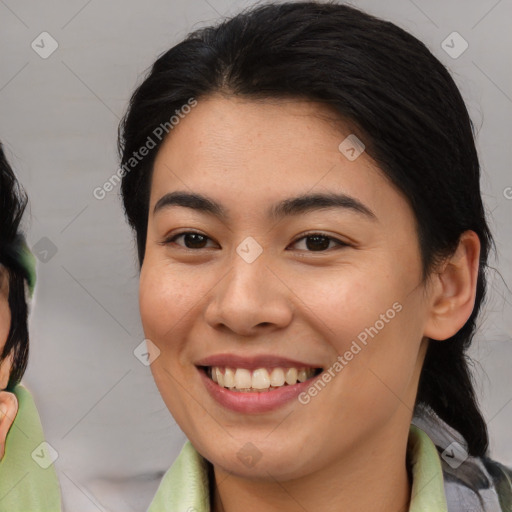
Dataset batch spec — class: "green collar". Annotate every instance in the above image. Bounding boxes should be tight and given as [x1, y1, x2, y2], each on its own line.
[408, 424, 448, 511]
[0, 384, 62, 511]
[148, 424, 447, 511]
[17, 237, 36, 297]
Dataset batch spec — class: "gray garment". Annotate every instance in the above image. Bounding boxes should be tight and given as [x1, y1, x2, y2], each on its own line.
[412, 404, 512, 512]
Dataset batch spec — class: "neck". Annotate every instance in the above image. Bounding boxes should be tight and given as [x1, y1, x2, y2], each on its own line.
[210, 421, 412, 512]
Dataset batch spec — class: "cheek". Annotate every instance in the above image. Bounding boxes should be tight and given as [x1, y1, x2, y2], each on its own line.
[139, 264, 177, 342]
[291, 262, 402, 342]
[138, 260, 206, 348]
[302, 263, 423, 408]
[0, 297, 10, 349]
[138, 261, 211, 433]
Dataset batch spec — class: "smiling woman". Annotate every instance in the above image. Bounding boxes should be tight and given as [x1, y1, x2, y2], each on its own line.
[117, 2, 511, 511]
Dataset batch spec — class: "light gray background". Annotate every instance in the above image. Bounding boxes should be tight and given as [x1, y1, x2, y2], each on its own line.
[1, 0, 511, 510]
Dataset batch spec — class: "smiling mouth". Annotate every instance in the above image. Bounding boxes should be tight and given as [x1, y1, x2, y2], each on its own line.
[199, 365, 323, 392]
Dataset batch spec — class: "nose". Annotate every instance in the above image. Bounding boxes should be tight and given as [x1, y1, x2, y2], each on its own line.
[204, 251, 293, 336]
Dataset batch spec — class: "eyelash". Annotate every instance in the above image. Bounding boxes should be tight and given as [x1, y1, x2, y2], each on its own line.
[160, 231, 349, 252]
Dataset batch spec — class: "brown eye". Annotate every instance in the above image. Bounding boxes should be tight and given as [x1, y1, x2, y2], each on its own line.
[290, 233, 348, 252]
[163, 232, 216, 249]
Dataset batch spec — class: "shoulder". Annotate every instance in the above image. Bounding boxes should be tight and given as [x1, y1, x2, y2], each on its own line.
[413, 403, 512, 512]
[9, 383, 46, 440]
[0, 383, 62, 511]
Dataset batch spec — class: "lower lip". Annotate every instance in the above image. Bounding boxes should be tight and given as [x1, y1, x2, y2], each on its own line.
[197, 366, 322, 413]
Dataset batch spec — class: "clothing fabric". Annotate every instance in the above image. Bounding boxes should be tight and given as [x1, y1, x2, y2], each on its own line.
[148, 424, 447, 511]
[412, 404, 512, 512]
[0, 384, 62, 511]
[147, 407, 512, 512]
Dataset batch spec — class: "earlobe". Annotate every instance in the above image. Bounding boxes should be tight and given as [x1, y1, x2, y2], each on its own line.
[423, 230, 481, 341]
[0, 390, 19, 460]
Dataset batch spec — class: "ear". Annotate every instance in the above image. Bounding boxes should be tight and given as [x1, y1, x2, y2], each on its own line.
[423, 230, 481, 341]
[0, 390, 19, 460]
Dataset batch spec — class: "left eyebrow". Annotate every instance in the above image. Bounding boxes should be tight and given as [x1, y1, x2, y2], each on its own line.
[153, 191, 377, 222]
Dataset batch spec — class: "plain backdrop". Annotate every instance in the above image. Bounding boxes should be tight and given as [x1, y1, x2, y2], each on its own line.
[1, 0, 511, 510]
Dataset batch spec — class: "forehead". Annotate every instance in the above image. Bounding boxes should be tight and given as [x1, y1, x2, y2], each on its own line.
[149, 95, 411, 227]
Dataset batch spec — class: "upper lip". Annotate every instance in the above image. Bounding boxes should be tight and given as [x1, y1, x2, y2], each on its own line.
[194, 353, 323, 370]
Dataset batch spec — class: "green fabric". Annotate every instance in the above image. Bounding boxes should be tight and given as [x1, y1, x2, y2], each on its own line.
[148, 424, 448, 511]
[16, 236, 36, 298]
[408, 425, 448, 511]
[148, 440, 210, 512]
[0, 384, 62, 511]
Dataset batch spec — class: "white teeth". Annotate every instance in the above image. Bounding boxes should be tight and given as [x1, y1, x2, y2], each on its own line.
[269, 368, 285, 387]
[208, 366, 318, 391]
[223, 367, 235, 388]
[234, 368, 252, 389]
[215, 367, 224, 387]
[285, 368, 298, 385]
[252, 369, 270, 389]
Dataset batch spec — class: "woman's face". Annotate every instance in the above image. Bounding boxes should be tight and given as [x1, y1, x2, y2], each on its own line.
[139, 95, 432, 480]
